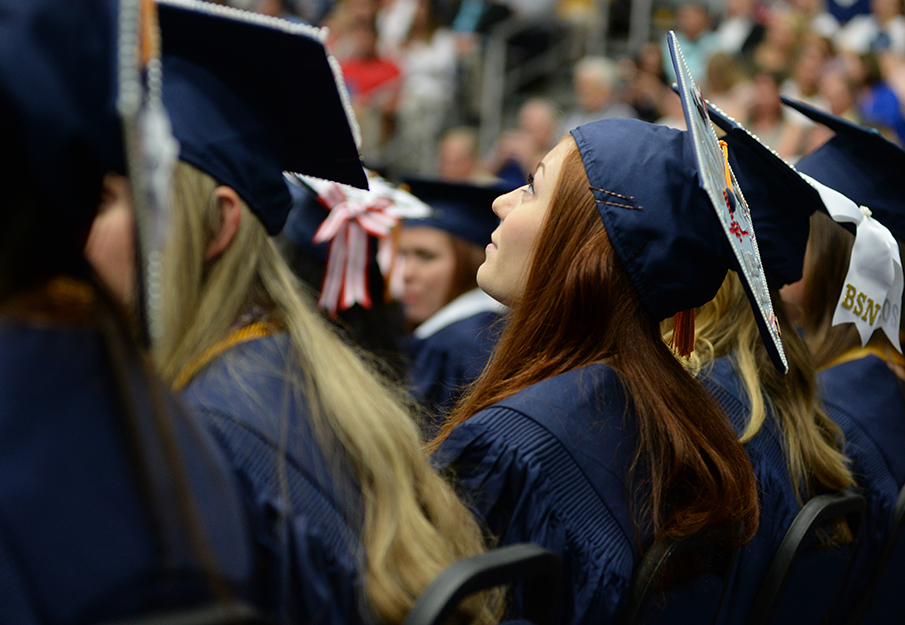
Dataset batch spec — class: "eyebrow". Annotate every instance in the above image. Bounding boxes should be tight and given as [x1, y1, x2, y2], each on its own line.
[535, 161, 546, 178]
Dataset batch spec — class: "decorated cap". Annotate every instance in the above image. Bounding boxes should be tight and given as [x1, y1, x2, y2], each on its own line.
[401, 177, 514, 248]
[570, 31, 787, 372]
[704, 103, 824, 288]
[781, 95, 904, 351]
[284, 171, 431, 314]
[158, 0, 367, 236]
[0, 0, 122, 229]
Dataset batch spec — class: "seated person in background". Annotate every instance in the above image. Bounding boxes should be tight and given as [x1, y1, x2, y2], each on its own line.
[437, 126, 499, 183]
[87, 3, 502, 624]
[782, 97, 905, 621]
[558, 55, 636, 136]
[277, 170, 433, 384]
[2, 0, 256, 621]
[399, 177, 511, 434]
[689, 104, 884, 624]
[429, 40, 771, 624]
[483, 97, 560, 189]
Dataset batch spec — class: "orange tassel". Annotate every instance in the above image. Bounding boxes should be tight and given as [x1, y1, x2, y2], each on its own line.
[671, 308, 696, 358]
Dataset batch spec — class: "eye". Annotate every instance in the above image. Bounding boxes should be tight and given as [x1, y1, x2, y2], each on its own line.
[524, 173, 535, 194]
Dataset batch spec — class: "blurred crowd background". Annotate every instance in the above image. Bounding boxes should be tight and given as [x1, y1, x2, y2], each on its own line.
[213, 0, 905, 183]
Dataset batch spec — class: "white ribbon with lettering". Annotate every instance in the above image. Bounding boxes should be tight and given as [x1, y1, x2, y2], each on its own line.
[800, 173, 903, 352]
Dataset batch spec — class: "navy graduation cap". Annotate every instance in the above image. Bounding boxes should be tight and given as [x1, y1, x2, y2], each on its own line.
[0, 0, 122, 229]
[782, 95, 905, 242]
[704, 102, 825, 288]
[401, 178, 514, 248]
[570, 31, 787, 372]
[158, 0, 367, 236]
[781, 96, 904, 350]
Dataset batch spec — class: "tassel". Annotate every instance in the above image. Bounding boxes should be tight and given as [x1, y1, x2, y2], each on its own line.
[671, 308, 696, 358]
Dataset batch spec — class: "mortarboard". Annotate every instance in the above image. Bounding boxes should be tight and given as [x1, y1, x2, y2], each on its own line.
[704, 103, 824, 288]
[401, 178, 514, 248]
[781, 95, 905, 242]
[0, 0, 122, 229]
[780, 96, 904, 350]
[158, 0, 367, 236]
[284, 171, 431, 313]
[570, 31, 788, 372]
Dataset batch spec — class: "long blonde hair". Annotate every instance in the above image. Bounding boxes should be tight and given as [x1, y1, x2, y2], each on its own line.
[157, 161, 501, 625]
[694, 272, 854, 504]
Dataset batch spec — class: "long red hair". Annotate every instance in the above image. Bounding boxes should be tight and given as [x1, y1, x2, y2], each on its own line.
[429, 137, 759, 546]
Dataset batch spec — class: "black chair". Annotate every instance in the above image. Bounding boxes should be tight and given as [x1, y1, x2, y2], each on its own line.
[401, 543, 562, 625]
[846, 482, 905, 623]
[95, 602, 274, 625]
[620, 531, 736, 625]
[747, 490, 865, 625]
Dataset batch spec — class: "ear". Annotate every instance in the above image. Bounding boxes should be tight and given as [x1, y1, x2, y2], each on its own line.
[205, 186, 243, 261]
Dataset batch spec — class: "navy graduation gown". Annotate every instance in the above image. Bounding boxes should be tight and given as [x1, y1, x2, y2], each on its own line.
[407, 289, 505, 434]
[432, 364, 640, 625]
[701, 354, 898, 624]
[698, 356, 808, 624]
[819, 355, 902, 621]
[181, 333, 368, 625]
[0, 322, 253, 623]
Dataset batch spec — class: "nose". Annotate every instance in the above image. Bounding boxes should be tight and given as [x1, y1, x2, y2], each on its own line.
[491, 189, 516, 219]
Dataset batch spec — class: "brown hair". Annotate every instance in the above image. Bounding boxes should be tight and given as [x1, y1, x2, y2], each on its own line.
[796, 211, 864, 369]
[430, 137, 759, 546]
[448, 236, 486, 303]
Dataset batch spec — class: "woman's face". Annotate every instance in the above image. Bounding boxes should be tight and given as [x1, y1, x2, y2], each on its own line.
[85, 173, 136, 305]
[477, 139, 570, 306]
[399, 226, 458, 326]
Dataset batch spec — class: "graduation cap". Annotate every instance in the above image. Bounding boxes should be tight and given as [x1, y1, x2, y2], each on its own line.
[781, 95, 905, 242]
[780, 95, 904, 350]
[0, 0, 122, 229]
[570, 31, 787, 372]
[401, 177, 515, 248]
[284, 171, 431, 314]
[158, 0, 367, 236]
[704, 102, 824, 288]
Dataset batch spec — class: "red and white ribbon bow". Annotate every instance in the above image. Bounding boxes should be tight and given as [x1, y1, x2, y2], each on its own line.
[312, 183, 399, 314]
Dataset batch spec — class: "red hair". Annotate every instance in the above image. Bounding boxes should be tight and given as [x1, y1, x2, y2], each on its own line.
[430, 137, 758, 546]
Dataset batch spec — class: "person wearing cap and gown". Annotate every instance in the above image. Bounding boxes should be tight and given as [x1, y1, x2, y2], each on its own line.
[687, 103, 894, 625]
[427, 34, 783, 625]
[0, 0, 258, 621]
[399, 178, 512, 432]
[278, 171, 433, 385]
[87, 3, 503, 624]
[778, 96, 905, 621]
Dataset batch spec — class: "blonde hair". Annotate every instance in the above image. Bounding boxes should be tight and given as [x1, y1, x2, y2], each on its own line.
[694, 272, 854, 505]
[157, 161, 501, 625]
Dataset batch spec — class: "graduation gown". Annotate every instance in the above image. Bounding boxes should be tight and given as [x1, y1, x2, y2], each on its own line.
[698, 355, 810, 624]
[181, 332, 367, 625]
[701, 354, 898, 624]
[0, 321, 253, 624]
[406, 289, 505, 433]
[819, 353, 902, 621]
[432, 364, 640, 625]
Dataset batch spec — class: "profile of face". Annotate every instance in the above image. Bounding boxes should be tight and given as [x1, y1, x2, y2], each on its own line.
[399, 226, 459, 326]
[85, 173, 137, 305]
[477, 138, 570, 306]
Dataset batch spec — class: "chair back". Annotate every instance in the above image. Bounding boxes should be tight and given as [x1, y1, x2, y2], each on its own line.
[621, 530, 736, 625]
[747, 491, 865, 625]
[402, 543, 562, 625]
[846, 483, 905, 623]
